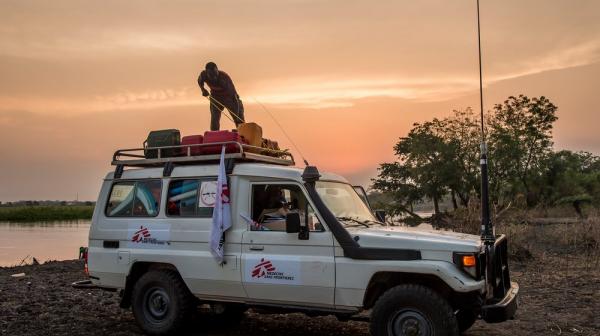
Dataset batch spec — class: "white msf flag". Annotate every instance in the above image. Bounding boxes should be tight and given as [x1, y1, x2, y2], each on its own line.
[210, 146, 232, 263]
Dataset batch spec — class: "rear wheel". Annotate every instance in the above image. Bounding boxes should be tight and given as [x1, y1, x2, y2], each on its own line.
[370, 284, 458, 336]
[131, 270, 194, 335]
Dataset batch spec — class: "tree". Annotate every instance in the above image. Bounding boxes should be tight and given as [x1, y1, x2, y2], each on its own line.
[373, 95, 564, 216]
[436, 108, 481, 207]
[371, 162, 424, 218]
[537, 150, 600, 216]
[373, 119, 456, 215]
[487, 95, 558, 206]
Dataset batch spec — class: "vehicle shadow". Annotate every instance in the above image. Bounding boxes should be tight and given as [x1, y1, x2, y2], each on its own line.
[178, 311, 370, 336]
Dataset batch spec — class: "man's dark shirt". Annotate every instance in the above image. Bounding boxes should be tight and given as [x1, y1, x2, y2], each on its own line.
[198, 70, 238, 100]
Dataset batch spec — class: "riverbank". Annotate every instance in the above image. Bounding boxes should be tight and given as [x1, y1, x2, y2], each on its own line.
[0, 206, 94, 222]
[1, 222, 599, 335]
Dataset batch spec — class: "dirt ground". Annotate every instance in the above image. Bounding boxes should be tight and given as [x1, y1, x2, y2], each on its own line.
[1, 226, 599, 336]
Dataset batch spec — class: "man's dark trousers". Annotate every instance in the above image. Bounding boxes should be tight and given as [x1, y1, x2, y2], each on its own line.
[210, 96, 245, 131]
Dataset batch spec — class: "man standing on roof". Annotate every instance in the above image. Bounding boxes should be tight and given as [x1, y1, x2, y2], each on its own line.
[198, 62, 245, 131]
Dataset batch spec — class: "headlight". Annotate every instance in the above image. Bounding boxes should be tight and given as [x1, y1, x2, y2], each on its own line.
[453, 252, 480, 279]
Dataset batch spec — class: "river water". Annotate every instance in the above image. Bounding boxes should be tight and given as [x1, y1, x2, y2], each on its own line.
[0, 220, 90, 267]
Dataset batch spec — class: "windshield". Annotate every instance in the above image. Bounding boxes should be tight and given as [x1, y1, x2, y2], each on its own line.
[315, 181, 378, 226]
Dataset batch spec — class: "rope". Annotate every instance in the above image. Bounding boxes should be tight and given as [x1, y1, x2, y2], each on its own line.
[205, 94, 310, 166]
[251, 97, 310, 166]
[206, 95, 245, 124]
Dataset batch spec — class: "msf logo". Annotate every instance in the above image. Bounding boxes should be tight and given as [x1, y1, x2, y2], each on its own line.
[251, 258, 275, 278]
[131, 226, 151, 243]
[221, 183, 230, 204]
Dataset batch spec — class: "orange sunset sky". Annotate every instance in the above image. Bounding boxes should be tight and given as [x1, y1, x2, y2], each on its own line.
[1, 0, 599, 202]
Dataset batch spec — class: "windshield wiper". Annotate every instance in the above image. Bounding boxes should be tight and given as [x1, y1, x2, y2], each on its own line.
[336, 216, 370, 228]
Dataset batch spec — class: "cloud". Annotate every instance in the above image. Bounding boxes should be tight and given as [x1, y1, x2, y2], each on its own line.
[1, 0, 599, 113]
[250, 78, 477, 108]
[2, 37, 599, 116]
[490, 40, 600, 82]
[0, 90, 199, 116]
[0, 27, 298, 60]
[2, 46, 599, 115]
[0, 77, 477, 114]
[0, 31, 211, 59]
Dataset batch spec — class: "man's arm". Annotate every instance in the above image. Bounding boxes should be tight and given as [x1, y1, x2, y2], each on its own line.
[197, 71, 209, 96]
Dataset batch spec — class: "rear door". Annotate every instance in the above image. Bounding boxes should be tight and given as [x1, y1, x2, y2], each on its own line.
[89, 179, 163, 288]
[241, 182, 335, 308]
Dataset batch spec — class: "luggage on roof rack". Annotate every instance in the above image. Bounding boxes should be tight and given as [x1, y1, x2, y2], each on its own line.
[238, 122, 263, 151]
[203, 130, 247, 154]
[144, 129, 182, 159]
[181, 135, 204, 156]
[112, 141, 294, 169]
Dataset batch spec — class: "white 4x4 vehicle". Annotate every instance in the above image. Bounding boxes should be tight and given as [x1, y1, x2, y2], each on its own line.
[87, 143, 518, 336]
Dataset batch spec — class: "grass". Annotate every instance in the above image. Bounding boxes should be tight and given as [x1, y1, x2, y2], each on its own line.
[443, 206, 600, 264]
[0, 205, 95, 222]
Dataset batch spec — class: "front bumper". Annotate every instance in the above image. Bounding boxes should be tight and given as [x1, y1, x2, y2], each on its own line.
[481, 281, 519, 323]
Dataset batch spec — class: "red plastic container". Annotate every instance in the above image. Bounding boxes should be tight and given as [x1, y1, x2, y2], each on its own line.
[203, 130, 247, 154]
[181, 135, 204, 156]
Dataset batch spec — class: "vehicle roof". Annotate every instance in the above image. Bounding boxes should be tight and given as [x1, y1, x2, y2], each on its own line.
[104, 163, 349, 184]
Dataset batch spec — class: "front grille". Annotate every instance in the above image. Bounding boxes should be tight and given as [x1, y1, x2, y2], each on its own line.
[492, 236, 511, 299]
[483, 235, 511, 302]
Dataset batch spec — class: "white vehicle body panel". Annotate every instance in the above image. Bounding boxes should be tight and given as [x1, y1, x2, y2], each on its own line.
[334, 258, 485, 307]
[88, 163, 486, 310]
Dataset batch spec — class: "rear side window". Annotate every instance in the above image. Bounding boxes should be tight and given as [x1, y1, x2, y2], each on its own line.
[106, 180, 162, 217]
[167, 179, 216, 217]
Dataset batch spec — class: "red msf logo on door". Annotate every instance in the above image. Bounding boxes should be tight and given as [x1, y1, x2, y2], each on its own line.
[221, 183, 230, 204]
[131, 226, 151, 242]
[252, 258, 276, 278]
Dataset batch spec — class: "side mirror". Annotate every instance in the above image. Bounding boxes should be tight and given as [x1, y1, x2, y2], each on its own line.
[286, 212, 309, 240]
[286, 213, 300, 233]
[298, 221, 309, 241]
[375, 210, 386, 223]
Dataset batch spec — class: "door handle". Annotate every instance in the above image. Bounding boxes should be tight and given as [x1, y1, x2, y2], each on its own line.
[249, 246, 264, 251]
[103, 240, 119, 249]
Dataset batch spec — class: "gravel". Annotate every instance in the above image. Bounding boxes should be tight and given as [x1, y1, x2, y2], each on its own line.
[1, 253, 598, 336]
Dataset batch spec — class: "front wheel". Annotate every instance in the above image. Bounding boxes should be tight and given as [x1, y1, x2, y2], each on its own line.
[131, 270, 194, 335]
[370, 284, 458, 336]
[456, 309, 477, 333]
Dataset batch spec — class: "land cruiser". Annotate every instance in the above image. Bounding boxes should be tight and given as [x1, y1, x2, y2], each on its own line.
[87, 141, 518, 336]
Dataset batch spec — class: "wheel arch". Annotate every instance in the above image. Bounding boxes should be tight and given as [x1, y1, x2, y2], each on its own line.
[363, 271, 457, 310]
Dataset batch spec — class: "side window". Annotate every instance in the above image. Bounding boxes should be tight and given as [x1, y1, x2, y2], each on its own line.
[106, 180, 161, 217]
[106, 182, 135, 217]
[167, 179, 216, 217]
[251, 184, 323, 232]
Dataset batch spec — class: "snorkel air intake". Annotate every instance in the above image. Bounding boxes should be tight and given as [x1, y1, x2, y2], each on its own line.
[302, 165, 321, 184]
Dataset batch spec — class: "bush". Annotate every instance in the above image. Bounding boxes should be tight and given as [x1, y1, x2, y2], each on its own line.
[0, 205, 94, 222]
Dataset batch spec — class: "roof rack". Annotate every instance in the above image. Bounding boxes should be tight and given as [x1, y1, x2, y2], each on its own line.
[112, 141, 295, 169]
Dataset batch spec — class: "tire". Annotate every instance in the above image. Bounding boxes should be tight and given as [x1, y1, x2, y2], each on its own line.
[131, 270, 194, 336]
[455, 309, 477, 333]
[370, 284, 459, 336]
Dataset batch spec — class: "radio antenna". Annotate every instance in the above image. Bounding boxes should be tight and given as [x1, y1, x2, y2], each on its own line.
[476, 0, 494, 243]
[252, 97, 310, 166]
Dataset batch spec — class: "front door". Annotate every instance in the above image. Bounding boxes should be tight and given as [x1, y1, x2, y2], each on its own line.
[241, 182, 335, 308]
